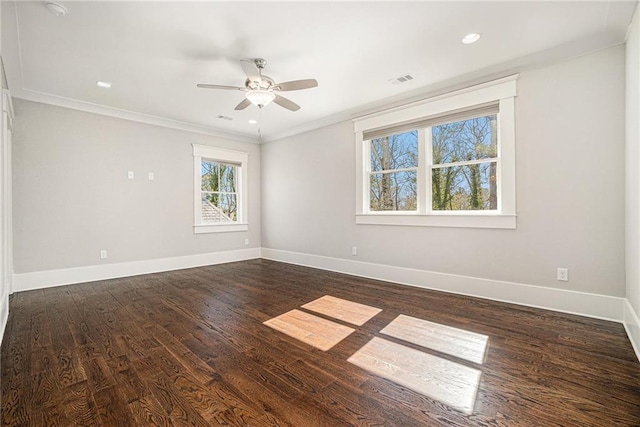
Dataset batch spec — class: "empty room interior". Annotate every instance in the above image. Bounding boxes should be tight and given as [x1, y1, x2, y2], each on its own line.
[1, 0, 640, 425]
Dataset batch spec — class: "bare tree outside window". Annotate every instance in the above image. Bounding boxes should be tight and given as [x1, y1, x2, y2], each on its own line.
[369, 131, 418, 211]
[201, 160, 238, 221]
[367, 115, 497, 213]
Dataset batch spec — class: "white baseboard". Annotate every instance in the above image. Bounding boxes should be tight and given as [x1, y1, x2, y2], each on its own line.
[0, 290, 8, 346]
[623, 299, 640, 362]
[13, 248, 261, 292]
[6, 247, 638, 361]
[261, 248, 624, 322]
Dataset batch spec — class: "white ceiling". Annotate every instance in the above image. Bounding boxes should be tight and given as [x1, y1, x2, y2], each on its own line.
[1, 1, 636, 143]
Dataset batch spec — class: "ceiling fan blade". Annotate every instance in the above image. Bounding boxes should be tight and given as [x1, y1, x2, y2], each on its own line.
[274, 79, 318, 91]
[273, 94, 301, 111]
[234, 98, 252, 111]
[240, 59, 261, 82]
[197, 84, 245, 90]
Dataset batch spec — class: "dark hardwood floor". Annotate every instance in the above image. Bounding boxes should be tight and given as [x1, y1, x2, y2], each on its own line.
[2, 259, 639, 426]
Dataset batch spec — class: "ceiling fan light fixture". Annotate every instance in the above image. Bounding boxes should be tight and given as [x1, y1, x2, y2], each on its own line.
[246, 89, 275, 108]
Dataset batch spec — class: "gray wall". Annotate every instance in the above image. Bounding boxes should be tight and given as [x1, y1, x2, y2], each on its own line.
[13, 99, 261, 273]
[262, 45, 626, 297]
[627, 8, 640, 314]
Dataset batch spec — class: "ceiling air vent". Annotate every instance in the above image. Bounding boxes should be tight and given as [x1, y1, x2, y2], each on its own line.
[389, 74, 414, 85]
[217, 115, 233, 121]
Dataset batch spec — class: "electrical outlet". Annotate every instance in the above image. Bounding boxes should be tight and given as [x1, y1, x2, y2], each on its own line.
[557, 267, 569, 281]
[351, 246, 358, 256]
[127, 171, 134, 179]
[148, 172, 154, 181]
[100, 250, 108, 259]
[244, 238, 249, 246]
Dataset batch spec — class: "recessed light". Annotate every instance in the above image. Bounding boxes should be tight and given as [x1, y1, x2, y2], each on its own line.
[462, 33, 481, 44]
[248, 119, 258, 124]
[45, 1, 68, 16]
[96, 81, 112, 89]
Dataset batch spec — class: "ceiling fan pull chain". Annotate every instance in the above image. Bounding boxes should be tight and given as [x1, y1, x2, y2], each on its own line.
[258, 108, 263, 143]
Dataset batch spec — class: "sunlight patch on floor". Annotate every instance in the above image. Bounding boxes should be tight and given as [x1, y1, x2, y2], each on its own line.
[380, 314, 489, 364]
[302, 295, 382, 326]
[348, 337, 481, 414]
[263, 295, 485, 414]
[263, 309, 355, 351]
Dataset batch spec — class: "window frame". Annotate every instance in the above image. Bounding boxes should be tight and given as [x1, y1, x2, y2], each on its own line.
[354, 75, 517, 229]
[200, 159, 240, 222]
[192, 144, 249, 234]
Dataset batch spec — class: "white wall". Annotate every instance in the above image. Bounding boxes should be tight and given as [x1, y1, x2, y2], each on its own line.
[0, 0, 7, 345]
[626, 5, 640, 355]
[262, 45, 625, 298]
[0, 3, 13, 344]
[12, 99, 260, 274]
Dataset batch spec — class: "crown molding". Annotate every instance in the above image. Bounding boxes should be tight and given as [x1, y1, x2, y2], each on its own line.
[14, 88, 260, 144]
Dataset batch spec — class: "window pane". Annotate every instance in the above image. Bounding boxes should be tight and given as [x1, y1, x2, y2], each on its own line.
[432, 162, 497, 211]
[220, 194, 238, 221]
[201, 161, 219, 192]
[371, 131, 418, 172]
[203, 192, 219, 205]
[432, 115, 497, 165]
[219, 164, 237, 192]
[202, 193, 222, 223]
[370, 170, 417, 211]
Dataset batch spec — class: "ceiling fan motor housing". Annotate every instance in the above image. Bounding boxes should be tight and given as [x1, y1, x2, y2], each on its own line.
[246, 75, 275, 90]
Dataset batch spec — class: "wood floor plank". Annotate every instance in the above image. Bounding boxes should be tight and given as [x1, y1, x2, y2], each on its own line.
[29, 368, 60, 408]
[111, 366, 147, 404]
[56, 381, 103, 427]
[144, 371, 212, 427]
[169, 373, 233, 425]
[94, 385, 137, 427]
[1, 259, 639, 426]
[83, 355, 117, 393]
[200, 374, 270, 425]
[128, 396, 174, 427]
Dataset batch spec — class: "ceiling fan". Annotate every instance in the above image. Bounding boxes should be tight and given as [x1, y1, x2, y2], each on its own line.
[197, 58, 318, 111]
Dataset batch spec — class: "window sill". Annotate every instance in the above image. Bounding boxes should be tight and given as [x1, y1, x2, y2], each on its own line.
[355, 214, 516, 229]
[194, 223, 249, 234]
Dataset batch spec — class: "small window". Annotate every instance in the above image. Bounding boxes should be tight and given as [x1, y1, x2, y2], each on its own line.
[201, 160, 238, 222]
[192, 145, 248, 233]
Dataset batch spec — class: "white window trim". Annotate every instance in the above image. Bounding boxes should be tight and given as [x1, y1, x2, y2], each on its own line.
[192, 144, 249, 233]
[354, 75, 517, 229]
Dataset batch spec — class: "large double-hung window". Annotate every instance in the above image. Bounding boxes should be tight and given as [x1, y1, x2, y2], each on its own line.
[355, 76, 517, 228]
